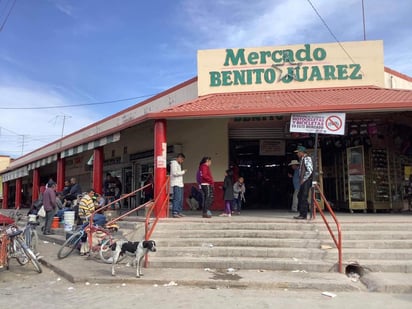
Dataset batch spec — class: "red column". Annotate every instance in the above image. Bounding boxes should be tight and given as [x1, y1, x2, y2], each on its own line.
[154, 119, 167, 218]
[93, 147, 104, 194]
[56, 156, 65, 192]
[32, 169, 40, 202]
[2, 181, 9, 209]
[15, 178, 22, 209]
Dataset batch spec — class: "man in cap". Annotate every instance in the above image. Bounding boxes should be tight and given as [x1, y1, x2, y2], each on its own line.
[287, 159, 300, 212]
[293, 146, 313, 220]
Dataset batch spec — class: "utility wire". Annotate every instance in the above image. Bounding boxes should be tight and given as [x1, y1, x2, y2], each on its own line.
[305, 0, 358, 65]
[0, 93, 157, 110]
[0, 0, 17, 32]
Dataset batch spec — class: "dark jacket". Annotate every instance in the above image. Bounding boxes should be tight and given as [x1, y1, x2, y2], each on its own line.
[43, 187, 56, 211]
[223, 173, 234, 201]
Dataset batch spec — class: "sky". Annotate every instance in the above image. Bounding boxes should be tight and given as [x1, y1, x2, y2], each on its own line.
[0, 0, 411, 158]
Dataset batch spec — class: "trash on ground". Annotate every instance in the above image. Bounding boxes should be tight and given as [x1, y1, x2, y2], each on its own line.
[291, 270, 308, 273]
[85, 282, 90, 285]
[227, 268, 235, 273]
[321, 245, 333, 250]
[322, 291, 337, 298]
[204, 268, 212, 272]
[164, 281, 178, 286]
[292, 257, 299, 261]
[68, 287, 75, 290]
[257, 269, 266, 272]
[121, 283, 126, 286]
[42, 241, 49, 244]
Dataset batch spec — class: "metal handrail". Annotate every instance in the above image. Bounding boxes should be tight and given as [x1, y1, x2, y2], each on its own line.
[312, 182, 343, 273]
[143, 176, 170, 267]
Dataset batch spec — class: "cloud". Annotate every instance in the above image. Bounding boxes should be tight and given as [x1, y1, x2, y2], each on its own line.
[0, 82, 99, 157]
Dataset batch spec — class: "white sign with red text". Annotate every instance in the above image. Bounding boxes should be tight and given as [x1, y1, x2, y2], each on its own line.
[290, 113, 346, 135]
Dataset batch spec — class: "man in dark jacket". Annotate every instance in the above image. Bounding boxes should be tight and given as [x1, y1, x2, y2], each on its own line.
[43, 182, 57, 235]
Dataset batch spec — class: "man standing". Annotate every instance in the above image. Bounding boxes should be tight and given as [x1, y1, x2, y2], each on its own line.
[170, 153, 187, 218]
[288, 159, 300, 212]
[42, 182, 57, 235]
[293, 146, 313, 220]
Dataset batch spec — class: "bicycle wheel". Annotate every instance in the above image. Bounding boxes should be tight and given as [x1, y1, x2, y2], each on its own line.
[99, 237, 116, 264]
[12, 237, 29, 265]
[16, 237, 42, 273]
[24, 227, 39, 254]
[57, 230, 83, 259]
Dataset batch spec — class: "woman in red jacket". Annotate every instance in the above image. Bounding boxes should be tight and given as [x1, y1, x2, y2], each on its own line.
[198, 156, 214, 218]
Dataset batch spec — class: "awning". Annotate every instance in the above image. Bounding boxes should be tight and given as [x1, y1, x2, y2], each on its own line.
[27, 154, 58, 170]
[60, 132, 121, 158]
[2, 166, 29, 182]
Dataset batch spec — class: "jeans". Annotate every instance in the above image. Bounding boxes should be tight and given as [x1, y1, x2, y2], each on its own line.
[291, 189, 299, 212]
[297, 178, 312, 218]
[172, 186, 183, 215]
[201, 185, 214, 214]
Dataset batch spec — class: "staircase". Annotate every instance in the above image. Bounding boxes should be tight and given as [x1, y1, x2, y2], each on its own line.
[144, 214, 412, 274]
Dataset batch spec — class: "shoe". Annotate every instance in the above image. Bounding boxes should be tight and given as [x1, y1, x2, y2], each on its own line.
[219, 213, 227, 217]
[228, 214, 231, 217]
[172, 214, 180, 218]
[202, 214, 212, 218]
[178, 213, 186, 217]
[293, 216, 307, 220]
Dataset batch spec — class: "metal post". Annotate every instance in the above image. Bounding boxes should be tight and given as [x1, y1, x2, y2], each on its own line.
[154, 119, 167, 218]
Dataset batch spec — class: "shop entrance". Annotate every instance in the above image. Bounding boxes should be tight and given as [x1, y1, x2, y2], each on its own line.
[229, 140, 292, 210]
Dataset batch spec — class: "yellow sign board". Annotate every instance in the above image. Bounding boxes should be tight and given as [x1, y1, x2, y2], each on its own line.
[197, 40, 384, 96]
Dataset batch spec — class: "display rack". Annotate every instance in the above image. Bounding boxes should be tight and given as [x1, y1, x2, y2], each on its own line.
[346, 146, 367, 212]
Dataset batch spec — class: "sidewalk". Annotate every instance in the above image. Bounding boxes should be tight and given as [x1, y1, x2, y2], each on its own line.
[36, 232, 412, 293]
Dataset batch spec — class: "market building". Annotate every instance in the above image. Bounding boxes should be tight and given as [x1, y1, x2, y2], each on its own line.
[1, 40, 412, 215]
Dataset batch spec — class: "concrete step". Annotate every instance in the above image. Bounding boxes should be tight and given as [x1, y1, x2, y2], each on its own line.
[148, 256, 336, 272]
[157, 237, 322, 248]
[325, 248, 412, 260]
[321, 239, 412, 249]
[154, 246, 326, 259]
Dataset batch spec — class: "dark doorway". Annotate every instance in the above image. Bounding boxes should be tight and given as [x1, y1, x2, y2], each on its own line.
[230, 140, 292, 209]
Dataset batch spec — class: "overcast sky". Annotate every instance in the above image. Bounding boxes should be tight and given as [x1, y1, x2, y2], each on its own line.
[0, 0, 411, 158]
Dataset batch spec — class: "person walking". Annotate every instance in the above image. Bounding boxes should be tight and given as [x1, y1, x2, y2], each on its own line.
[198, 156, 214, 218]
[220, 169, 234, 217]
[233, 177, 246, 215]
[293, 146, 313, 220]
[170, 153, 187, 218]
[288, 159, 300, 213]
[42, 182, 57, 235]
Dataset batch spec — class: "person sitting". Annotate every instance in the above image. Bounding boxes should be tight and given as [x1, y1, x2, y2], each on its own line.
[78, 189, 106, 227]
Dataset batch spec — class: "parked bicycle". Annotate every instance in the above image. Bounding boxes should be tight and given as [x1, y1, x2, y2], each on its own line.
[0, 224, 42, 273]
[57, 222, 117, 262]
[8, 209, 40, 254]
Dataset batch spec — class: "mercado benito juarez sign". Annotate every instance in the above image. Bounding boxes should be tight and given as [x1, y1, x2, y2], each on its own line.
[197, 40, 384, 96]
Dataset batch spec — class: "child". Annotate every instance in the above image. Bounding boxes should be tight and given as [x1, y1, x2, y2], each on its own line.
[233, 177, 246, 215]
[220, 169, 234, 217]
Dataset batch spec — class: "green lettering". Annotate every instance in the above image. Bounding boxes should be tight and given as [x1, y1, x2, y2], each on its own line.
[323, 65, 337, 80]
[283, 49, 295, 63]
[233, 70, 246, 85]
[223, 49, 247, 66]
[281, 67, 295, 83]
[296, 44, 312, 62]
[337, 65, 348, 79]
[349, 64, 362, 79]
[253, 69, 264, 84]
[221, 71, 232, 85]
[246, 69, 253, 84]
[259, 51, 271, 64]
[308, 66, 323, 81]
[294, 66, 308, 82]
[248, 52, 259, 65]
[313, 47, 327, 61]
[209, 72, 221, 86]
[264, 68, 276, 83]
[272, 50, 283, 63]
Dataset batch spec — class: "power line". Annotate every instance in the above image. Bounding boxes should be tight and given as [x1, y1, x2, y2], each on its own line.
[0, 0, 17, 32]
[0, 93, 157, 110]
[305, 0, 358, 65]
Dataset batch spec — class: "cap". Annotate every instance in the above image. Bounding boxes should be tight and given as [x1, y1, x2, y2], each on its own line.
[294, 145, 307, 153]
[288, 159, 300, 166]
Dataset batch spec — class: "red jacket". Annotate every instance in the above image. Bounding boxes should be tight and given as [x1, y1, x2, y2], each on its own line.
[199, 163, 214, 185]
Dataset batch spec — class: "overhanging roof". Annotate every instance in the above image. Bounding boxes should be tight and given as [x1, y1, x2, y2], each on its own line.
[148, 86, 412, 119]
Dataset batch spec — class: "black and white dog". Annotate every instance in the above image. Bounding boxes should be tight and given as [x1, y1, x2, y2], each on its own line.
[109, 240, 156, 278]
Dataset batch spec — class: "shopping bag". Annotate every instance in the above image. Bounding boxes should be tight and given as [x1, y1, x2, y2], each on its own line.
[38, 205, 46, 217]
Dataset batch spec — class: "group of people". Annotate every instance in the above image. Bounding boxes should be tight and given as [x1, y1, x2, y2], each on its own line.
[169, 153, 246, 219]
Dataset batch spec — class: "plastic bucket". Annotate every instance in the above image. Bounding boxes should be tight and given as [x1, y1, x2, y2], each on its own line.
[64, 211, 75, 224]
[64, 222, 73, 232]
[51, 217, 60, 229]
[28, 214, 37, 223]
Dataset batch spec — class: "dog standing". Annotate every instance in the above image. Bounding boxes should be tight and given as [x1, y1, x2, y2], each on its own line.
[109, 240, 156, 278]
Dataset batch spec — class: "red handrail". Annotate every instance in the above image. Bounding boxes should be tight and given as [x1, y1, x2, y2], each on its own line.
[312, 182, 343, 273]
[143, 176, 170, 267]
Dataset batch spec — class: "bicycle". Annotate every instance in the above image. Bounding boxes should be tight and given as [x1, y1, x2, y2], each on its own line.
[0, 224, 42, 273]
[8, 209, 40, 254]
[57, 222, 116, 262]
